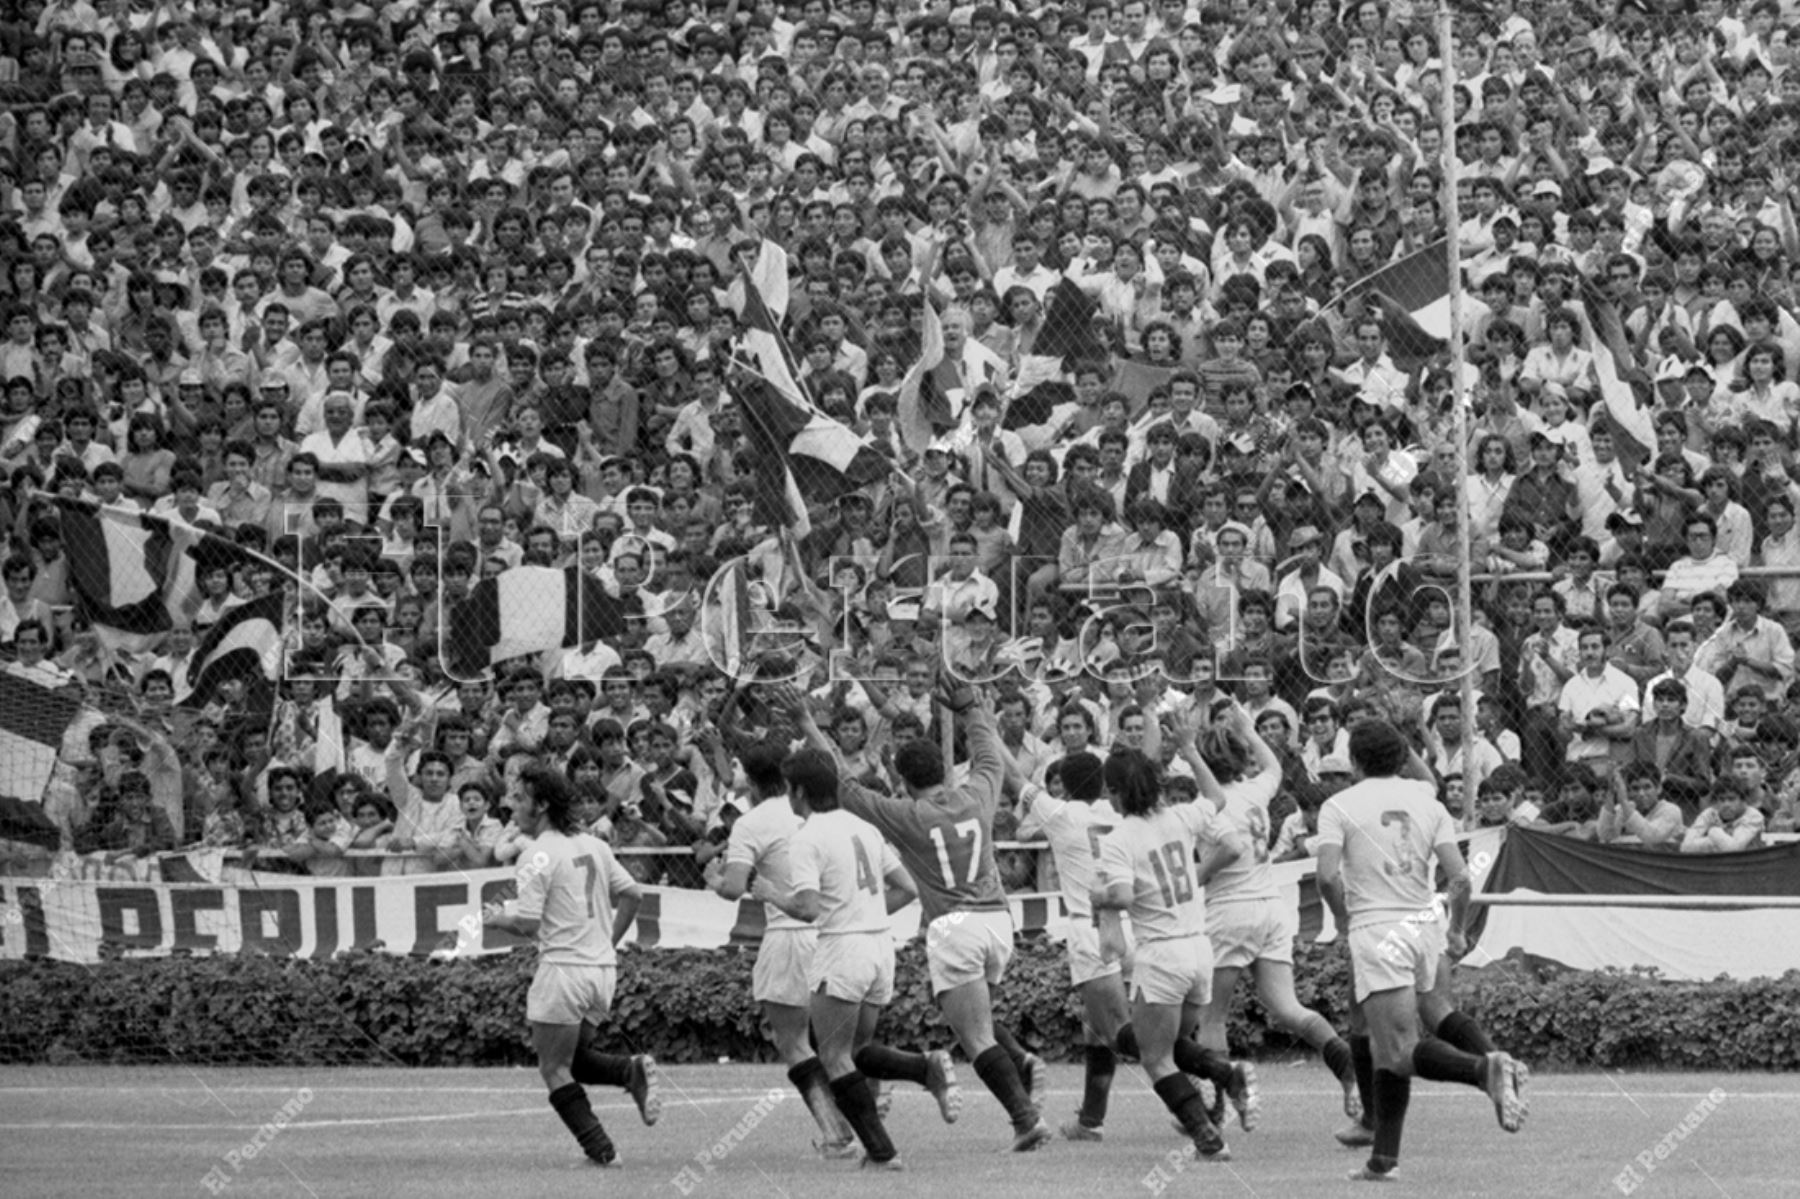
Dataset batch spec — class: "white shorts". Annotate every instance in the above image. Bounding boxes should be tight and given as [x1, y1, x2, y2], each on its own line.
[808, 932, 895, 1006]
[1348, 917, 1446, 1003]
[1065, 917, 1129, 987]
[753, 927, 817, 1008]
[527, 962, 617, 1026]
[925, 909, 1015, 995]
[1207, 899, 1298, 970]
[1130, 935, 1213, 1007]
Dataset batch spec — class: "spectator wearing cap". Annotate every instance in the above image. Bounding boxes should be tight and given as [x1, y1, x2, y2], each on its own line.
[1696, 579, 1795, 701]
[1272, 523, 1344, 633]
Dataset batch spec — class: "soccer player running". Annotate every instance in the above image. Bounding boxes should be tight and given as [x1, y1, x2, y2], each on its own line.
[1091, 749, 1248, 1161]
[704, 743, 860, 1158]
[1195, 702, 1359, 1129]
[787, 682, 1053, 1151]
[1316, 720, 1528, 1183]
[754, 749, 922, 1169]
[482, 764, 661, 1166]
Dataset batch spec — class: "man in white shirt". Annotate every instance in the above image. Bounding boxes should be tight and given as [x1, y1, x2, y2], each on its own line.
[1638, 619, 1727, 733]
[924, 532, 1000, 669]
[298, 393, 370, 526]
[1557, 627, 1640, 775]
[1658, 514, 1740, 619]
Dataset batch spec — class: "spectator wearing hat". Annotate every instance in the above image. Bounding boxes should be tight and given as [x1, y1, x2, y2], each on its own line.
[1272, 523, 1344, 633]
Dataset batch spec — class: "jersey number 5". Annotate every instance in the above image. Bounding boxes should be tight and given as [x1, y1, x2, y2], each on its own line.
[929, 819, 984, 887]
[1148, 841, 1195, 907]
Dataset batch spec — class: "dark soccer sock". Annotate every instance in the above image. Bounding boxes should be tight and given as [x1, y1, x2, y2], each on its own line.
[1151, 1072, 1214, 1140]
[788, 1057, 851, 1141]
[1369, 1069, 1412, 1171]
[1322, 1036, 1355, 1083]
[1350, 1034, 1376, 1128]
[992, 1024, 1033, 1075]
[1078, 1044, 1117, 1128]
[829, 1071, 897, 1162]
[972, 1045, 1037, 1132]
[548, 1082, 615, 1163]
[1171, 1037, 1235, 1087]
[1114, 1023, 1141, 1060]
[1435, 1010, 1499, 1057]
[852, 1043, 930, 1087]
[570, 1048, 635, 1088]
[1412, 1038, 1488, 1089]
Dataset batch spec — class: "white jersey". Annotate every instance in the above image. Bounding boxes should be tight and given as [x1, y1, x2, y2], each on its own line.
[789, 809, 901, 937]
[1096, 803, 1218, 943]
[724, 795, 809, 932]
[1316, 777, 1455, 931]
[1204, 770, 1281, 905]
[1016, 787, 1120, 920]
[515, 829, 638, 967]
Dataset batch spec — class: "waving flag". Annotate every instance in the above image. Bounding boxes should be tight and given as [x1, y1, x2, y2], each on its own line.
[733, 377, 890, 541]
[186, 590, 286, 705]
[0, 671, 83, 802]
[1334, 238, 1451, 369]
[55, 499, 203, 653]
[446, 565, 627, 677]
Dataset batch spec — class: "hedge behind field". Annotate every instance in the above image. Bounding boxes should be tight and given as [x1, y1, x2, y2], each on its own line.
[6, 939, 1800, 1070]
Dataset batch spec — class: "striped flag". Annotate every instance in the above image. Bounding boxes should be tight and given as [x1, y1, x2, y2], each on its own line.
[445, 565, 627, 677]
[1337, 238, 1451, 369]
[714, 556, 755, 679]
[736, 267, 815, 410]
[0, 671, 84, 802]
[734, 376, 891, 541]
[56, 499, 203, 652]
[187, 590, 286, 704]
[734, 277, 890, 540]
[724, 238, 791, 324]
[1582, 281, 1657, 474]
[897, 294, 946, 450]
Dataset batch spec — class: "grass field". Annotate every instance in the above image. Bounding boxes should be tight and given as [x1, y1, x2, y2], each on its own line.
[0, 1063, 1785, 1197]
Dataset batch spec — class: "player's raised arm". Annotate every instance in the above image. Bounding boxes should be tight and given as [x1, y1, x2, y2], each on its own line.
[1167, 707, 1228, 807]
[942, 676, 1005, 812]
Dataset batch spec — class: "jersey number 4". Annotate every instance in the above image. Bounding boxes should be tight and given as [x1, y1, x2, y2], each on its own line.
[929, 819, 984, 887]
[853, 839, 881, 896]
[1147, 841, 1195, 907]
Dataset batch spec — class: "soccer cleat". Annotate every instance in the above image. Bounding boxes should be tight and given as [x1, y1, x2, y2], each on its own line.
[583, 1136, 619, 1167]
[1191, 1117, 1231, 1162]
[628, 1055, 663, 1126]
[1512, 1058, 1532, 1114]
[1348, 1164, 1398, 1182]
[1012, 1119, 1053, 1152]
[1059, 1116, 1104, 1142]
[1201, 1076, 1226, 1128]
[1334, 1118, 1376, 1148]
[816, 1139, 861, 1161]
[859, 1153, 905, 1171]
[1226, 1061, 1261, 1132]
[924, 1049, 961, 1123]
[1485, 1052, 1526, 1133]
[1022, 1052, 1049, 1114]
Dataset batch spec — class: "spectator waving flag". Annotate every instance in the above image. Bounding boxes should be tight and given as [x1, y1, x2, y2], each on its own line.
[186, 590, 287, 706]
[0, 670, 83, 802]
[446, 565, 628, 677]
[724, 238, 791, 324]
[55, 498, 203, 653]
[731, 374, 891, 540]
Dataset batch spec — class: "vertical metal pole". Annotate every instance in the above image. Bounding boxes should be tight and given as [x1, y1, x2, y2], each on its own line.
[1440, 3, 1477, 825]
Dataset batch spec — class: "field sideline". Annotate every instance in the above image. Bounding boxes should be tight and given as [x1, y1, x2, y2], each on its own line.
[0, 1063, 1785, 1197]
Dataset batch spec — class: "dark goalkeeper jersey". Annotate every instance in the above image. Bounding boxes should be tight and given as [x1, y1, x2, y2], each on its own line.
[840, 706, 1009, 925]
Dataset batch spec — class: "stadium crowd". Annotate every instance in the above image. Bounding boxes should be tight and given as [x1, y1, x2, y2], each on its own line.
[5, 0, 1800, 882]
